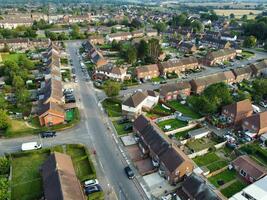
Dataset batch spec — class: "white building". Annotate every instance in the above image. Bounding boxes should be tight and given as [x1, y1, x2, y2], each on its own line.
[122, 90, 159, 120]
[230, 176, 267, 200]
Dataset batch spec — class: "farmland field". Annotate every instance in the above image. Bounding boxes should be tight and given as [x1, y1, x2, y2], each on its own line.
[214, 9, 262, 19]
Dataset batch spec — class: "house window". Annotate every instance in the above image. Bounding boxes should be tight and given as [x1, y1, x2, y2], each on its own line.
[240, 169, 247, 177]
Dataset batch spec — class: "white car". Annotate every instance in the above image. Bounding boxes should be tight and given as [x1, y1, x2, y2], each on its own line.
[84, 179, 99, 187]
[260, 101, 267, 108]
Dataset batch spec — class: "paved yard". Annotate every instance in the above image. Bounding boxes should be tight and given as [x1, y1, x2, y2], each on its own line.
[134, 158, 156, 176]
[121, 135, 137, 146]
[126, 144, 144, 162]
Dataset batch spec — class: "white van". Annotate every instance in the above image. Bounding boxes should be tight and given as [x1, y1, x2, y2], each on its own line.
[252, 104, 261, 113]
[21, 142, 42, 151]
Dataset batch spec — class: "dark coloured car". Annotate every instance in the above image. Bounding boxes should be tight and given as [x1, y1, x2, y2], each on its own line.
[40, 131, 56, 138]
[124, 124, 132, 131]
[118, 118, 129, 124]
[121, 86, 128, 90]
[124, 166, 135, 179]
[160, 80, 167, 84]
[84, 185, 101, 195]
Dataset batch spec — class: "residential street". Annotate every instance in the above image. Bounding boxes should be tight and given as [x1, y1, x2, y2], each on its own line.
[0, 41, 148, 200]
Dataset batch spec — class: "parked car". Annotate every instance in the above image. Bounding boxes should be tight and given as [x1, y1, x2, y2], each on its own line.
[124, 124, 132, 131]
[84, 185, 101, 195]
[121, 86, 128, 90]
[40, 131, 56, 138]
[118, 118, 129, 124]
[160, 80, 167, 84]
[84, 179, 99, 187]
[21, 142, 42, 151]
[124, 166, 135, 179]
[260, 101, 267, 108]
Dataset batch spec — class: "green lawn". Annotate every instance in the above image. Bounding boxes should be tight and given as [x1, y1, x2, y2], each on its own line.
[66, 144, 96, 181]
[11, 150, 50, 200]
[221, 180, 247, 198]
[193, 152, 220, 166]
[206, 160, 228, 172]
[208, 169, 236, 188]
[112, 121, 132, 136]
[167, 101, 201, 119]
[240, 143, 267, 167]
[88, 191, 105, 200]
[152, 104, 172, 115]
[0, 53, 26, 62]
[186, 137, 217, 152]
[157, 119, 187, 132]
[102, 98, 122, 117]
[241, 50, 254, 59]
[4, 119, 37, 137]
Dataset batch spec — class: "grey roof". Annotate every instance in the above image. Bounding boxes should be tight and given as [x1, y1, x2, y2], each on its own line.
[182, 173, 220, 200]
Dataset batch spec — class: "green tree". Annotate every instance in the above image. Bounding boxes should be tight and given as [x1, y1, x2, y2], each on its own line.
[127, 48, 137, 64]
[252, 79, 267, 100]
[190, 20, 204, 33]
[230, 13, 235, 19]
[154, 22, 167, 33]
[170, 14, 187, 27]
[243, 36, 257, 48]
[103, 80, 120, 97]
[18, 55, 34, 70]
[12, 75, 24, 89]
[0, 157, 9, 175]
[0, 94, 7, 110]
[137, 40, 148, 60]
[147, 38, 161, 63]
[0, 177, 9, 200]
[16, 89, 30, 106]
[0, 110, 9, 130]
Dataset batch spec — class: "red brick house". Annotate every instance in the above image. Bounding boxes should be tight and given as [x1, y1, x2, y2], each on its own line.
[221, 99, 253, 126]
[231, 66, 253, 83]
[133, 115, 194, 184]
[38, 102, 65, 127]
[232, 155, 267, 183]
[159, 57, 199, 76]
[135, 64, 160, 80]
[250, 59, 267, 77]
[202, 49, 236, 66]
[160, 81, 191, 101]
[242, 111, 267, 136]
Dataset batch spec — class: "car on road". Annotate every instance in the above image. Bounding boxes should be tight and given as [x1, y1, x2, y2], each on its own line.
[84, 179, 99, 187]
[84, 185, 101, 195]
[40, 131, 56, 138]
[124, 166, 135, 179]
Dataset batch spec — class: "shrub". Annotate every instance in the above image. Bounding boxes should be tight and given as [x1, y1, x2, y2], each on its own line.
[0, 157, 10, 175]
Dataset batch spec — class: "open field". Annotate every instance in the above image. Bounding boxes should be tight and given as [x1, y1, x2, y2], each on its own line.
[10, 144, 96, 200]
[214, 9, 262, 19]
[0, 53, 26, 62]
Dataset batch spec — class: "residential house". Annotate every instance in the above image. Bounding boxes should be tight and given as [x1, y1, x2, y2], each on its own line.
[230, 174, 267, 200]
[221, 99, 253, 126]
[205, 30, 221, 39]
[132, 30, 144, 38]
[178, 42, 197, 54]
[146, 29, 158, 37]
[0, 38, 29, 51]
[89, 35, 105, 45]
[160, 81, 191, 101]
[190, 71, 235, 94]
[133, 115, 194, 184]
[232, 155, 267, 183]
[122, 91, 159, 120]
[181, 173, 222, 200]
[0, 18, 33, 29]
[159, 57, 199, 76]
[38, 101, 65, 127]
[231, 66, 253, 82]
[135, 64, 160, 80]
[201, 36, 231, 49]
[221, 33, 237, 42]
[106, 32, 132, 42]
[93, 65, 129, 82]
[242, 111, 267, 136]
[203, 49, 237, 66]
[41, 152, 85, 200]
[250, 59, 267, 77]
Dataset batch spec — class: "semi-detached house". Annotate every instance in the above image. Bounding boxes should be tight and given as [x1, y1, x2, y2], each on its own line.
[160, 81, 191, 101]
[135, 64, 160, 80]
[133, 115, 194, 184]
[242, 111, 267, 137]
